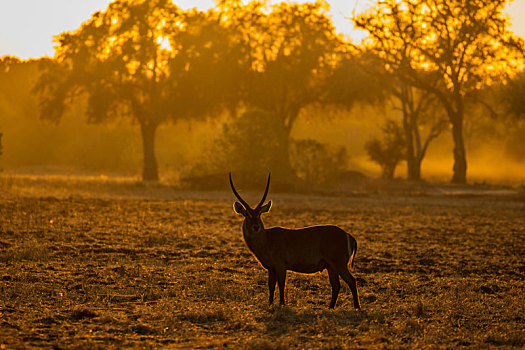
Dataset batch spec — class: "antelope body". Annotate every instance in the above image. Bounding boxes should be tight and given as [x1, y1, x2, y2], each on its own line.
[230, 173, 360, 309]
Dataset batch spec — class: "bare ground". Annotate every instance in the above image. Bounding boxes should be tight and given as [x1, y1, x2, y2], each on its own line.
[0, 175, 524, 349]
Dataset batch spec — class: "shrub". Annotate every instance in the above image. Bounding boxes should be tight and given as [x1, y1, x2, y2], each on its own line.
[208, 109, 290, 179]
[365, 119, 405, 179]
[291, 139, 347, 187]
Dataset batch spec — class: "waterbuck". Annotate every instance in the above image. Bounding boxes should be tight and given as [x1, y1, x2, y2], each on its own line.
[229, 173, 360, 309]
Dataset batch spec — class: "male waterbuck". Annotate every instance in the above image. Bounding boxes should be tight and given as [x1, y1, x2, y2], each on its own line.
[229, 173, 360, 309]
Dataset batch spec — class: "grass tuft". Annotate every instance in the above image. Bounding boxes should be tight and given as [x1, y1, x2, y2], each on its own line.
[486, 332, 525, 347]
[178, 306, 231, 324]
[0, 244, 50, 262]
[70, 308, 98, 321]
[413, 299, 425, 317]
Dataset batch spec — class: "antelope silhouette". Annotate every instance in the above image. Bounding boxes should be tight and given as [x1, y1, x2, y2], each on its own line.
[230, 173, 360, 309]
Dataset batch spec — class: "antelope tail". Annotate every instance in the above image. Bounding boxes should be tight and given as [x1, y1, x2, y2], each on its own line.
[348, 236, 357, 271]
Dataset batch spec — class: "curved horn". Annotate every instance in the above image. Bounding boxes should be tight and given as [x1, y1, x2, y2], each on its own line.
[229, 172, 250, 209]
[256, 173, 271, 209]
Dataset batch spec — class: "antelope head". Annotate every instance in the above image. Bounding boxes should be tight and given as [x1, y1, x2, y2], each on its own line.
[229, 172, 272, 233]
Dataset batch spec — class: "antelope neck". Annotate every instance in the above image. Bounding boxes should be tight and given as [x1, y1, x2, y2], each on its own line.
[242, 220, 272, 263]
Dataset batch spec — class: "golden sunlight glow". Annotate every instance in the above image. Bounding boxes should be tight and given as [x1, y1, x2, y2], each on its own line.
[156, 36, 171, 51]
[174, 20, 185, 29]
[423, 32, 436, 44]
[1, 0, 524, 59]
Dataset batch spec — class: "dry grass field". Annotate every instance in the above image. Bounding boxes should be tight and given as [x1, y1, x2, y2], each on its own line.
[0, 175, 524, 349]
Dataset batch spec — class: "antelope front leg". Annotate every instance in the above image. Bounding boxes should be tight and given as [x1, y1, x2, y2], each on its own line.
[268, 269, 277, 306]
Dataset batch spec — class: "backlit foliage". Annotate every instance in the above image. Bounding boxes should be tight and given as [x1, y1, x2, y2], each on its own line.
[220, 1, 343, 135]
[37, 0, 179, 124]
[355, 0, 525, 183]
[356, 0, 523, 90]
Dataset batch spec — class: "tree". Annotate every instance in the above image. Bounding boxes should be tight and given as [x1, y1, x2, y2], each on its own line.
[34, 0, 238, 182]
[355, 0, 524, 183]
[393, 79, 446, 180]
[333, 52, 445, 181]
[223, 1, 343, 174]
[324, 52, 389, 109]
[365, 119, 406, 179]
[34, 0, 182, 181]
[0, 58, 23, 160]
[33, 0, 179, 181]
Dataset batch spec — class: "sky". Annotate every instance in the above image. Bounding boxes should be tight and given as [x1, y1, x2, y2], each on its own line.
[0, 0, 524, 60]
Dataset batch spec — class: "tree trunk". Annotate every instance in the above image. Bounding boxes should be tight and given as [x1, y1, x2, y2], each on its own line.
[279, 132, 295, 180]
[406, 134, 422, 181]
[383, 163, 395, 180]
[400, 84, 421, 181]
[406, 156, 420, 180]
[409, 158, 421, 181]
[451, 117, 467, 184]
[409, 119, 424, 181]
[404, 120, 419, 181]
[140, 121, 159, 182]
[281, 111, 298, 180]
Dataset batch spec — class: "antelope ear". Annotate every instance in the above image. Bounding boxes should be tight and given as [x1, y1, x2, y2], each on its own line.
[259, 201, 272, 214]
[234, 202, 247, 215]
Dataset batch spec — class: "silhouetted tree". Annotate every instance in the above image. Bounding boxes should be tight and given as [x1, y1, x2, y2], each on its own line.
[223, 1, 342, 174]
[166, 7, 248, 121]
[394, 80, 446, 180]
[34, 0, 240, 182]
[34, 0, 181, 181]
[332, 52, 445, 181]
[355, 0, 524, 183]
[324, 52, 390, 109]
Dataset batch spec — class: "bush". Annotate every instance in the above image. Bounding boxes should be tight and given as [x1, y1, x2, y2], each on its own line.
[365, 119, 405, 179]
[291, 138, 347, 187]
[207, 109, 290, 179]
[191, 110, 347, 190]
